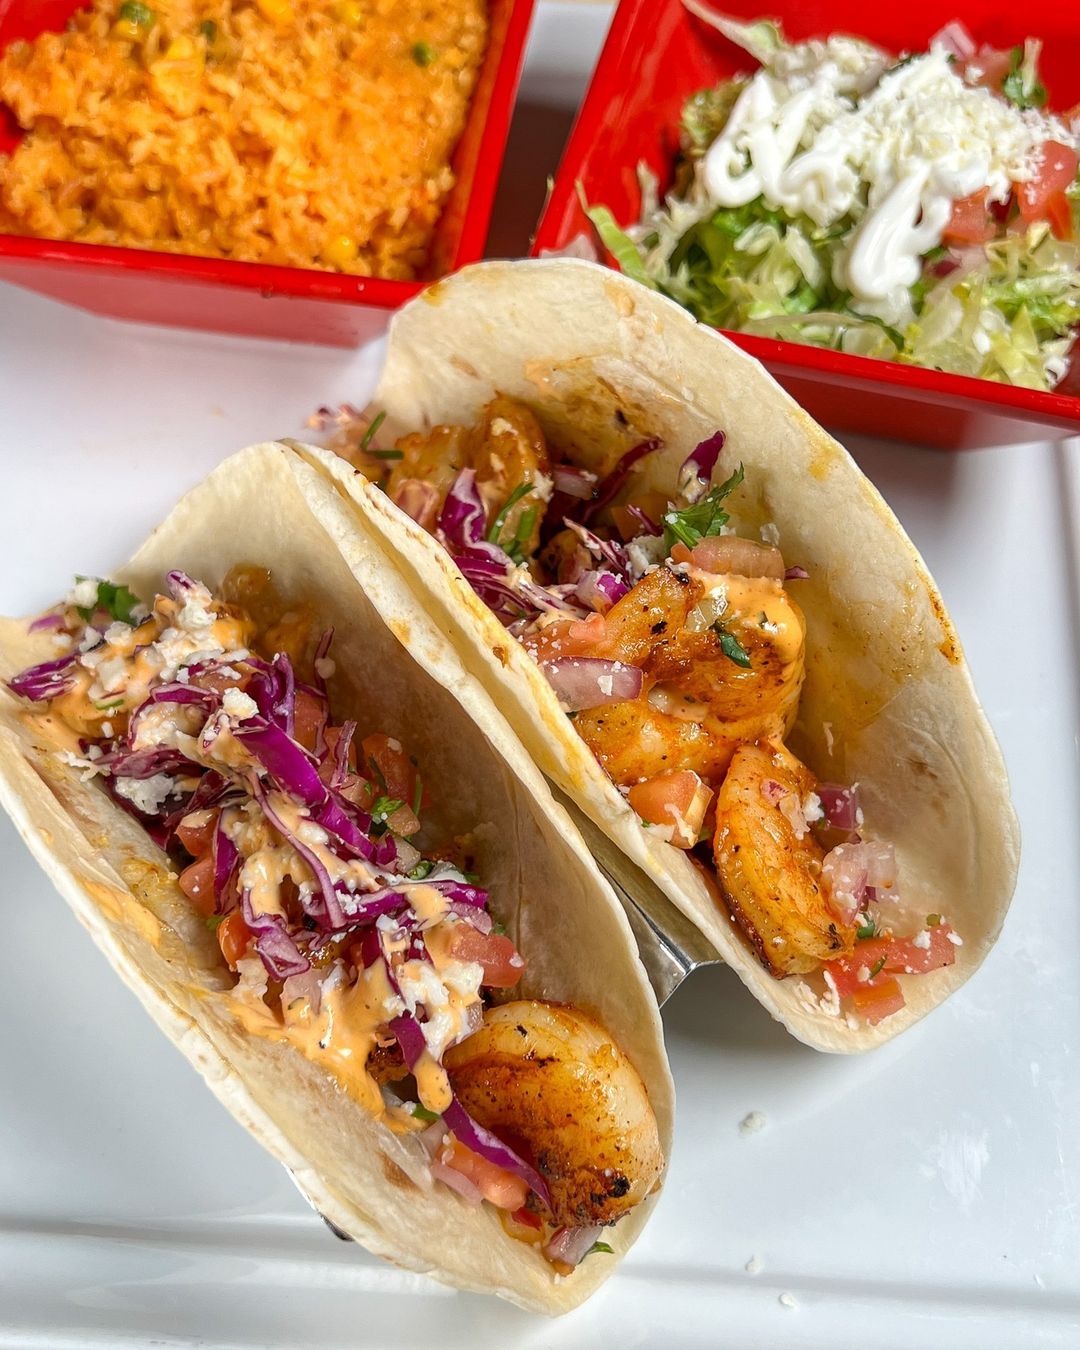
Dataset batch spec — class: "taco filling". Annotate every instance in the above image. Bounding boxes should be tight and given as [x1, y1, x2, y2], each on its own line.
[328, 401, 962, 1027]
[10, 565, 663, 1270]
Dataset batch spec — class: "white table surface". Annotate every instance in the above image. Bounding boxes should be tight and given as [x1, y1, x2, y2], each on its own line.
[2, 4, 1080, 1346]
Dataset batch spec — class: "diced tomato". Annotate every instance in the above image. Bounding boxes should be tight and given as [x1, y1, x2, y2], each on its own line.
[362, 733, 422, 815]
[1046, 191, 1074, 242]
[217, 910, 255, 968]
[511, 1205, 542, 1230]
[440, 1138, 529, 1211]
[851, 976, 906, 1025]
[1016, 142, 1078, 240]
[963, 45, 1014, 91]
[175, 809, 218, 859]
[292, 686, 326, 752]
[943, 189, 995, 245]
[825, 925, 958, 999]
[178, 855, 217, 916]
[883, 924, 958, 976]
[522, 612, 607, 663]
[627, 770, 713, 848]
[449, 927, 525, 988]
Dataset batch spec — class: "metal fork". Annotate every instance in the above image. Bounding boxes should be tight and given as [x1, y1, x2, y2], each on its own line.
[545, 781, 722, 1007]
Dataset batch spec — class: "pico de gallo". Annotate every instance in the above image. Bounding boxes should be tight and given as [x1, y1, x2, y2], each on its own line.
[10, 566, 662, 1265]
[585, 14, 1080, 392]
[325, 398, 962, 1026]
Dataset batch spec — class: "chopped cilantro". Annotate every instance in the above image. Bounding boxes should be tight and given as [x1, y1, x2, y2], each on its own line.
[204, 914, 224, 932]
[856, 916, 877, 940]
[198, 18, 216, 40]
[490, 920, 507, 937]
[412, 773, 423, 818]
[714, 624, 751, 668]
[868, 956, 886, 979]
[75, 577, 142, 625]
[462, 869, 480, 883]
[926, 913, 941, 928]
[406, 859, 434, 881]
[370, 795, 403, 826]
[923, 244, 949, 265]
[661, 463, 745, 551]
[411, 40, 436, 66]
[94, 696, 124, 711]
[411, 1103, 440, 1123]
[586, 1241, 615, 1257]
[359, 409, 387, 453]
[371, 449, 404, 461]
[1002, 45, 1047, 110]
[486, 481, 535, 551]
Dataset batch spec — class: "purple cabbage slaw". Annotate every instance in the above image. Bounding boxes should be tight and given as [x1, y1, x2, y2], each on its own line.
[9, 571, 554, 1213]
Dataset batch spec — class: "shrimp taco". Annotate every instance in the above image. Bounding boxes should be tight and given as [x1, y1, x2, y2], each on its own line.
[0, 442, 672, 1313]
[315, 257, 1020, 1051]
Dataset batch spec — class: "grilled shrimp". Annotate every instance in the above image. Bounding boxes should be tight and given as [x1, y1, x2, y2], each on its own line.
[444, 1000, 663, 1229]
[713, 741, 856, 976]
[572, 565, 806, 787]
[384, 398, 551, 554]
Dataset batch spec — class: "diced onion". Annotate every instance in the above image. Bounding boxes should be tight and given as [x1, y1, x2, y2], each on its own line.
[552, 465, 598, 499]
[822, 840, 897, 919]
[539, 657, 643, 712]
[543, 1223, 605, 1268]
[430, 1158, 484, 1207]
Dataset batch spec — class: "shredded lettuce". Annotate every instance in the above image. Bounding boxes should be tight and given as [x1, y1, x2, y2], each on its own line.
[590, 121, 1079, 392]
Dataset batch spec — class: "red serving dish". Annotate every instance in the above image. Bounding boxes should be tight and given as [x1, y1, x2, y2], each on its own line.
[534, 0, 1080, 448]
[0, 0, 535, 345]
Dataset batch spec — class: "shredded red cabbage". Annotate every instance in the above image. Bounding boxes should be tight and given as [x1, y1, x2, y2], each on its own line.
[627, 504, 661, 537]
[576, 438, 663, 525]
[28, 612, 66, 633]
[680, 431, 725, 488]
[441, 1099, 552, 1210]
[8, 651, 79, 701]
[240, 888, 311, 979]
[784, 566, 810, 581]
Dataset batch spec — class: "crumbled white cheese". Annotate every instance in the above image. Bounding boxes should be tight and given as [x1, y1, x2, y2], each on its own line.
[314, 656, 336, 680]
[113, 773, 178, 815]
[778, 1292, 798, 1310]
[100, 720, 114, 739]
[739, 1110, 768, 1136]
[79, 627, 102, 654]
[802, 791, 824, 824]
[597, 674, 614, 698]
[222, 687, 258, 721]
[55, 748, 106, 780]
[67, 578, 100, 609]
[745, 1254, 764, 1275]
[947, 931, 964, 946]
[911, 929, 932, 950]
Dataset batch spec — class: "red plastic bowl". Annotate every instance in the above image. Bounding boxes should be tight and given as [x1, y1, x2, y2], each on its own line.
[0, 0, 535, 345]
[534, 0, 1080, 448]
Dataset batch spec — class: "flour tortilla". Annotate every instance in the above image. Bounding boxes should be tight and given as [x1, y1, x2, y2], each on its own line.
[0, 441, 673, 1314]
[308, 257, 1020, 1052]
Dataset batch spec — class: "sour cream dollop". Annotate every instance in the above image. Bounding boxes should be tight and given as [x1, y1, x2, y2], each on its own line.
[702, 41, 1078, 323]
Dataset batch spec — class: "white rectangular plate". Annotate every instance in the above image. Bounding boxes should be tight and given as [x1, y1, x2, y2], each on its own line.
[2, 5, 1079, 1344]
